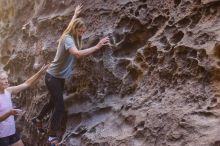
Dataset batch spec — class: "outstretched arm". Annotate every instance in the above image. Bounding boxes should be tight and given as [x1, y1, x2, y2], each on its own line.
[71, 4, 82, 21]
[69, 37, 110, 58]
[6, 64, 49, 95]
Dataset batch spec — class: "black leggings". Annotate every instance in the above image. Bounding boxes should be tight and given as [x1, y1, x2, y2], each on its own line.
[0, 132, 20, 146]
[37, 73, 65, 134]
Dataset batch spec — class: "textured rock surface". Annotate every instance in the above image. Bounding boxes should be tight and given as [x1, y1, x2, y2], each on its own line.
[1, 0, 220, 146]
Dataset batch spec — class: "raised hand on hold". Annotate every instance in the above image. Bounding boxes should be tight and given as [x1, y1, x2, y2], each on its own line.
[96, 37, 111, 49]
[72, 4, 83, 21]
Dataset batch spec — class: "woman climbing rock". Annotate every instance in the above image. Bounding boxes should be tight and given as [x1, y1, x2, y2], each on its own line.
[31, 4, 110, 145]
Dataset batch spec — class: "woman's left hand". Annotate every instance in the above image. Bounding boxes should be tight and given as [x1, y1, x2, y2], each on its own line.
[73, 4, 82, 19]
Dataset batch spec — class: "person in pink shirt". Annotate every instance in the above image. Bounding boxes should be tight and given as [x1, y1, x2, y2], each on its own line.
[0, 64, 48, 146]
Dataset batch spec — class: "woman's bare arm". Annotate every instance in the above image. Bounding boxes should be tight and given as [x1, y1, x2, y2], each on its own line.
[0, 109, 20, 122]
[6, 64, 49, 95]
[68, 37, 110, 58]
[71, 4, 82, 21]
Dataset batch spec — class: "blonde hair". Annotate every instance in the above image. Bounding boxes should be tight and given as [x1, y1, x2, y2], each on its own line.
[58, 18, 85, 49]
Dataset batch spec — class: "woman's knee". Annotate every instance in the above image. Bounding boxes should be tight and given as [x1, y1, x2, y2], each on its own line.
[10, 140, 24, 146]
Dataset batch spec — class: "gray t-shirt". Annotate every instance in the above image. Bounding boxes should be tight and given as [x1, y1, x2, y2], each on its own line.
[47, 35, 76, 79]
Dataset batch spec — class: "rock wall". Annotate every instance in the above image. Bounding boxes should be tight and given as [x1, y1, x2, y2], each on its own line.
[1, 0, 220, 146]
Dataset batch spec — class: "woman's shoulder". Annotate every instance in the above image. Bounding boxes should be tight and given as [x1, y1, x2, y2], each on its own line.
[64, 34, 73, 39]
[4, 89, 11, 96]
[63, 34, 75, 42]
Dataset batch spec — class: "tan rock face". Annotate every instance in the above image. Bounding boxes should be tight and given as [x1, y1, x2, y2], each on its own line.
[1, 0, 220, 145]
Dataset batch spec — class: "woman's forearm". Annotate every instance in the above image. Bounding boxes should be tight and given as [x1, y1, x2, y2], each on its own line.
[69, 35, 109, 58]
[6, 64, 48, 94]
[24, 69, 43, 87]
[70, 45, 99, 58]
[71, 15, 77, 21]
[0, 111, 11, 122]
[78, 45, 100, 57]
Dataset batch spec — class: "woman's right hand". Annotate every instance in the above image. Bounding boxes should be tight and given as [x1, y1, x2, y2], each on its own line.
[10, 109, 22, 116]
[96, 37, 111, 49]
[39, 64, 50, 74]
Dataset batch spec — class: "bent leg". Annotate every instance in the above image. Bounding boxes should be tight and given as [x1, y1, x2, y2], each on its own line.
[10, 140, 24, 146]
[0, 137, 9, 146]
[8, 133, 23, 146]
[45, 73, 65, 135]
[36, 73, 56, 120]
[37, 97, 54, 120]
[50, 89, 65, 132]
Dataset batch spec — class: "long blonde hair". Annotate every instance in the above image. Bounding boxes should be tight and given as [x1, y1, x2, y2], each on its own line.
[58, 18, 85, 49]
